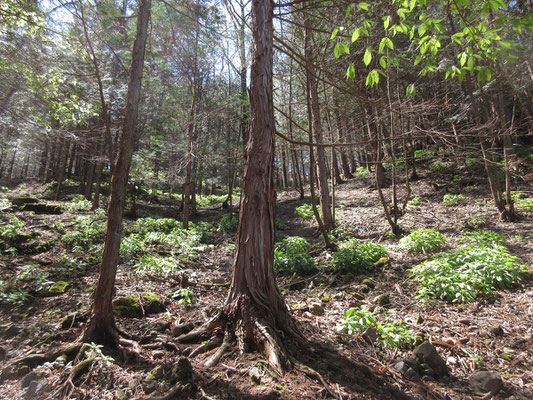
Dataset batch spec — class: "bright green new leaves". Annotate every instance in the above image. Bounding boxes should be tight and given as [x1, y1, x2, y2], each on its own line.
[378, 37, 393, 53]
[363, 47, 372, 66]
[334, 42, 350, 59]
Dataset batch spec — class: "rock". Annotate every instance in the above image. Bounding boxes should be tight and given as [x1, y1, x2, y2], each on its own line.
[374, 257, 391, 268]
[308, 302, 324, 316]
[155, 321, 171, 332]
[21, 372, 39, 388]
[11, 197, 39, 207]
[20, 203, 62, 214]
[142, 380, 157, 394]
[469, 371, 503, 394]
[113, 295, 142, 318]
[141, 292, 164, 315]
[170, 357, 193, 383]
[172, 322, 195, 337]
[412, 342, 449, 378]
[490, 325, 504, 337]
[362, 278, 376, 289]
[60, 313, 87, 329]
[146, 365, 164, 381]
[48, 281, 69, 295]
[249, 366, 261, 384]
[376, 293, 391, 307]
[355, 284, 370, 293]
[362, 327, 379, 344]
[25, 379, 50, 399]
[459, 318, 470, 326]
[394, 361, 420, 382]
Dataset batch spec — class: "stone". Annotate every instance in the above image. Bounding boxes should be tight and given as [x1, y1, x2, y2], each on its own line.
[113, 295, 142, 318]
[394, 361, 420, 382]
[171, 322, 195, 337]
[25, 380, 50, 399]
[355, 284, 370, 293]
[155, 321, 171, 332]
[142, 380, 157, 394]
[21, 372, 39, 389]
[469, 371, 503, 394]
[362, 278, 376, 289]
[141, 292, 164, 315]
[170, 357, 193, 383]
[146, 366, 164, 381]
[374, 257, 391, 268]
[11, 197, 39, 207]
[412, 342, 448, 378]
[376, 293, 391, 307]
[308, 302, 324, 316]
[20, 203, 62, 214]
[490, 325, 504, 337]
[362, 327, 379, 344]
[48, 281, 69, 295]
[249, 367, 261, 384]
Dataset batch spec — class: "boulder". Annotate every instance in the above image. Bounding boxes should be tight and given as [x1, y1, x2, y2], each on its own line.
[469, 371, 503, 394]
[308, 302, 325, 316]
[48, 281, 69, 295]
[113, 295, 142, 318]
[170, 357, 193, 383]
[410, 342, 449, 378]
[394, 361, 420, 382]
[376, 293, 391, 307]
[11, 197, 39, 207]
[20, 203, 62, 214]
[141, 292, 164, 315]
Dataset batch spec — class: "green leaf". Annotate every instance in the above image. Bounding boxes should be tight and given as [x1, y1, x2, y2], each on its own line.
[414, 54, 423, 66]
[334, 43, 341, 59]
[358, 2, 370, 11]
[379, 37, 394, 53]
[477, 67, 492, 82]
[459, 52, 467, 67]
[383, 16, 391, 30]
[363, 47, 372, 66]
[346, 64, 356, 80]
[352, 28, 361, 43]
[330, 28, 339, 40]
[406, 83, 416, 97]
[379, 56, 387, 68]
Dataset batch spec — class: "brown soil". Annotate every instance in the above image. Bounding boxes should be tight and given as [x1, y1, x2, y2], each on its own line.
[0, 167, 531, 399]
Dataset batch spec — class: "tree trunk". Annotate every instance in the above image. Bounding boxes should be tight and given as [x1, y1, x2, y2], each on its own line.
[55, 139, 70, 200]
[83, 0, 151, 347]
[304, 20, 333, 231]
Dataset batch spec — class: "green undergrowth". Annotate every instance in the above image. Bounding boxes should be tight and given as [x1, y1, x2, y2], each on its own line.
[409, 239, 527, 303]
[65, 195, 92, 211]
[218, 214, 239, 232]
[274, 236, 316, 275]
[295, 203, 317, 220]
[400, 228, 446, 253]
[331, 238, 388, 274]
[61, 209, 106, 250]
[337, 307, 417, 349]
[442, 193, 466, 206]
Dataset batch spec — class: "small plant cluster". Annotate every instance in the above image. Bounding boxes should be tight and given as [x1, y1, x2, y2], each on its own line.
[512, 192, 533, 211]
[0, 263, 53, 305]
[65, 195, 92, 211]
[430, 162, 446, 172]
[274, 236, 316, 275]
[0, 216, 25, 242]
[355, 166, 370, 177]
[195, 194, 227, 208]
[442, 193, 466, 206]
[169, 287, 197, 305]
[61, 214, 106, 250]
[407, 197, 421, 206]
[400, 228, 446, 253]
[218, 214, 239, 232]
[409, 241, 526, 303]
[336, 307, 417, 349]
[414, 149, 435, 159]
[133, 254, 182, 277]
[295, 203, 317, 220]
[331, 238, 388, 274]
[458, 229, 505, 246]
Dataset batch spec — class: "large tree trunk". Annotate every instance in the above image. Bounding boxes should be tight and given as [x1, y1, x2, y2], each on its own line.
[178, 0, 301, 374]
[83, 0, 151, 347]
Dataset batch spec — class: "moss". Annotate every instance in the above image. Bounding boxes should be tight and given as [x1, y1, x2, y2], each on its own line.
[377, 293, 391, 306]
[362, 278, 376, 289]
[374, 257, 391, 268]
[48, 281, 69, 295]
[113, 295, 142, 318]
[141, 292, 164, 315]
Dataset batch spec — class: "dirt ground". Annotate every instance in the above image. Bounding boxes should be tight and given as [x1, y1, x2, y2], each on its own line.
[0, 163, 531, 399]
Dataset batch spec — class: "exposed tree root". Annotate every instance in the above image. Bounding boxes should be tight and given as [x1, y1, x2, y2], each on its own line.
[58, 343, 95, 400]
[146, 382, 195, 400]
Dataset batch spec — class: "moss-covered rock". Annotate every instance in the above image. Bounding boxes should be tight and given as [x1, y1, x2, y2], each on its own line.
[113, 295, 142, 318]
[374, 257, 391, 268]
[48, 281, 69, 295]
[141, 292, 164, 315]
[376, 293, 391, 306]
[362, 278, 376, 289]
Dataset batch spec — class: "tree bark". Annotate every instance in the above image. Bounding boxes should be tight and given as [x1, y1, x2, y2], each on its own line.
[83, 0, 151, 346]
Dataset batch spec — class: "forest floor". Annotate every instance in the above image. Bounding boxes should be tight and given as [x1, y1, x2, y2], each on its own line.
[0, 161, 532, 399]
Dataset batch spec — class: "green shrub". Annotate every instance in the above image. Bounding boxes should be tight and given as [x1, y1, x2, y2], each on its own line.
[331, 239, 388, 274]
[133, 217, 179, 233]
[275, 217, 287, 230]
[336, 307, 416, 349]
[430, 162, 446, 172]
[169, 287, 197, 305]
[459, 230, 505, 246]
[409, 244, 526, 303]
[120, 234, 145, 257]
[414, 149, 435, 159]
[512, 192, 533, 211]
[355, 166, 370, 177]
[61, 215, 106, 249]
[196, 194, 227, 208]
[218, 214, 239, 232]
[0, 216, 24, 241]
[407, 197, 421, 206]
[133, 255, 182, 277]
[400, 228, 446, 253]
[65, 195, 92, 211]
[442, 193, 466, 206]
[274, 236, 316, 275]
[295, 204, 315, 220]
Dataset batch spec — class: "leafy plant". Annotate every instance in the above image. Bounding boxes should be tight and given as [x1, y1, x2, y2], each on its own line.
[458, 230, 505, 246]
[442, 193, 466, 206]
[295, 204, 316, 220]
[337, 307, 416, 349]
[409, 244, 526, 303]
[355, 166, 370, 177]
[274, 236, 316, 275]
[331, 238, 388, 273]
[512, 192, 533, 211]
[65, 195, 92, 211]
[133, 255, 182, 277]
[61, 215, 106, 249]
[400, 228, 446, 253]
[170, 287, 196, 305]
[133, 217, 179, 233]
[407, 197, 421, 206]
[0, 216, 24, 241]
[430, 162, 446, 172]
[85, 342, 115, 367]
[218, 214, 239, 232]
[120, 234, 146, 257]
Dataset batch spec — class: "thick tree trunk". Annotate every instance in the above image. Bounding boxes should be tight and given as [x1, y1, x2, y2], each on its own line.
[83, 0, 151, 346]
